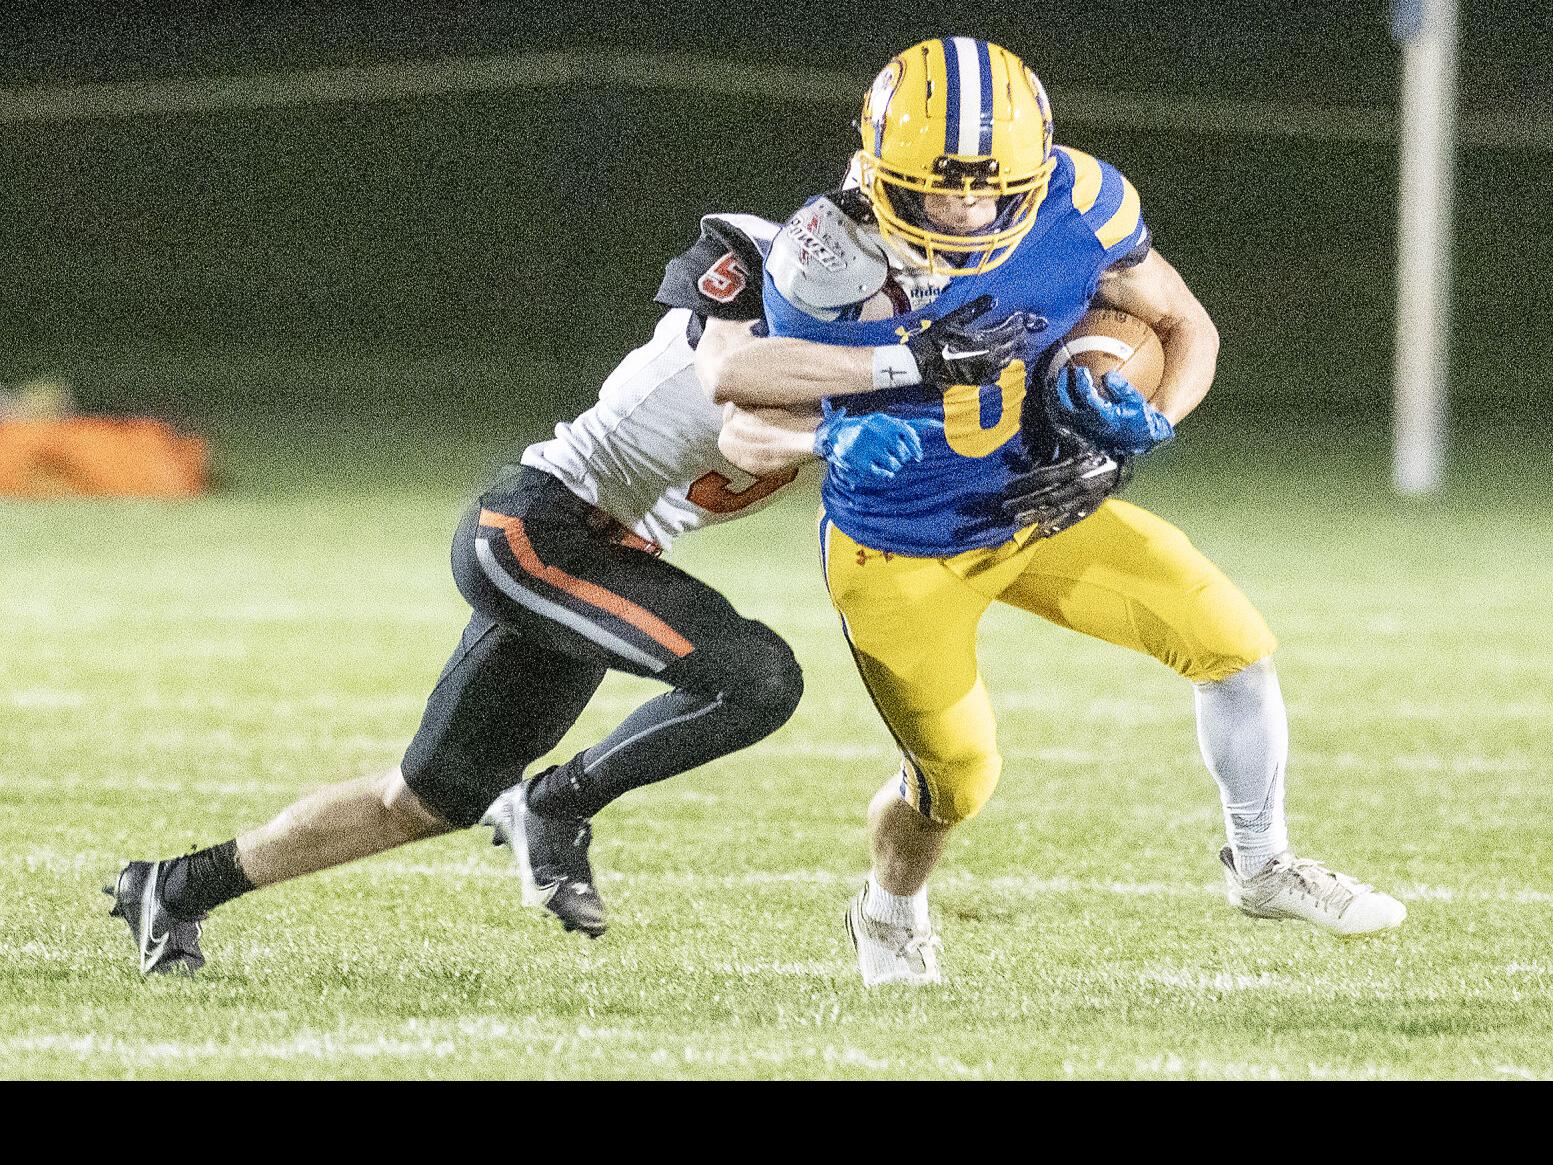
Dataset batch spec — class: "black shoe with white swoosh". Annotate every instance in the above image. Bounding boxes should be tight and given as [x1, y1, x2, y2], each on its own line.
[482, 778, 607, 939]
[105, 860, 207, 975]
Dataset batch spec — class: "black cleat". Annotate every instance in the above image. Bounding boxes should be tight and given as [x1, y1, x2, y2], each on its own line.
[481, 780, 607, 938]
[104, 860, 207, 975]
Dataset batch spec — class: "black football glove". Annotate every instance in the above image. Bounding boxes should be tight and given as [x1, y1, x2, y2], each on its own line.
[996, 442, 1131, 538]
[906, 294, 1042, 388]
[950, 427, 1130, 544]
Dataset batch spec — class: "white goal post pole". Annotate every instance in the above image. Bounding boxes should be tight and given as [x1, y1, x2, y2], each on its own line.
[1392, 0, 1459, 495]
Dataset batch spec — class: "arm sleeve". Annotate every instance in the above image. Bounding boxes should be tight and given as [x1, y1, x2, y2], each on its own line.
[654, 218, 770, 321]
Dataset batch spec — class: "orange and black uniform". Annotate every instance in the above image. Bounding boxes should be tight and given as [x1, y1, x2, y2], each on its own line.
[400, 468, 801, 827]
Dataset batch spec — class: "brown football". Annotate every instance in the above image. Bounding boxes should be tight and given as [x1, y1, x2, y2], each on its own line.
[1047, 308, 1165, 401]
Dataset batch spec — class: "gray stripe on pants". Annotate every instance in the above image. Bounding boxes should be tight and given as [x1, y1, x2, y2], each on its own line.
[475, 536, 667, 673]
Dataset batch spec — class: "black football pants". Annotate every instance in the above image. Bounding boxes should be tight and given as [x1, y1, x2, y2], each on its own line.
[400, 468, 803, 827]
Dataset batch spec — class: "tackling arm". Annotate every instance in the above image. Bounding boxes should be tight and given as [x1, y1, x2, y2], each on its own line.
[696, 317, 874, 408]
[719, 399, 943, 489]
[717, 402, 823, 477]
[1092, 248, 1220, 426]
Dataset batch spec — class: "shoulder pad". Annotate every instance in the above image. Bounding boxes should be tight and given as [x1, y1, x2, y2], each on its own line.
[766, 194, 889, 316]
[700, 213, 780, 262]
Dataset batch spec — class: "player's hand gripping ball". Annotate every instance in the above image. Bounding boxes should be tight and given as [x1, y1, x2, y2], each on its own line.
[1045, 309, 1172, 457]
[1048, 367, 1174, 457]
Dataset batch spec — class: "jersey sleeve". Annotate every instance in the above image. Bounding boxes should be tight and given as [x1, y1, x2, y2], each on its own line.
[1059, 147, 1152, 269]
[654, 215, 775, 322]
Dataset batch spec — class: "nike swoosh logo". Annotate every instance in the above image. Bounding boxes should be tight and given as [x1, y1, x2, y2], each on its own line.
[139, 861, 168, 972]
[941, 347, 989, 360]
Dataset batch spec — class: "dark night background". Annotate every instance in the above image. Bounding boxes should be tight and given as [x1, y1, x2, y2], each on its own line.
[1, 1, 1549, 457]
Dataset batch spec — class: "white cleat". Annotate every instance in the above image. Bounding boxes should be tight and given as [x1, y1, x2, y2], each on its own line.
[1219, 847, 1406, 937]
[845, 883, 944, 986]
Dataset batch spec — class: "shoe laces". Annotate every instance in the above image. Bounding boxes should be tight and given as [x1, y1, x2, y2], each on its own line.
[1283, 857, 1372, 908]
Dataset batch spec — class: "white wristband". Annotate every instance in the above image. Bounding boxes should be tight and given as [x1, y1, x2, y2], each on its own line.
[871, 345, 922, 391]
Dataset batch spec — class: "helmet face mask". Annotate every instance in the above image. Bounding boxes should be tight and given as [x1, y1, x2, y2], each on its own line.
[855, 38, 1057, 276]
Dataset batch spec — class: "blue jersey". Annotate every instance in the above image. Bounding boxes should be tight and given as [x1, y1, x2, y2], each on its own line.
[765, 146, 1150, 558]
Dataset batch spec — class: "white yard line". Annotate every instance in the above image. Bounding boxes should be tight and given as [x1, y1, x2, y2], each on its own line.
[1, 1032, 461, 1061]
[1137, 969, 1284, 992]
[1494, 1065, 1543, 1081]
[13, 840, 1553, 907]
[0, 50, 1544, 151]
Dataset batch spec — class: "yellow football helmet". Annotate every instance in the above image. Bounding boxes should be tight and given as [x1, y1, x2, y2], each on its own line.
[855, 38, 1056, 276]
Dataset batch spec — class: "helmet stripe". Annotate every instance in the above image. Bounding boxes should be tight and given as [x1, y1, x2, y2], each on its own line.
[942, 39, 961, 155]
[949, 37, 981, 156]
[975, 40, 994, 155]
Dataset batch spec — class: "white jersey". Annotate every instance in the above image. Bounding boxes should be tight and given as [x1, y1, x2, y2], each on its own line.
[521, 307, 802, 551]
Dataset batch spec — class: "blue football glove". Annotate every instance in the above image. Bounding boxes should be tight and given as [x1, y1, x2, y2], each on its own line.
[813, 404, 943, 489]
[1047, 367, 1174, 457]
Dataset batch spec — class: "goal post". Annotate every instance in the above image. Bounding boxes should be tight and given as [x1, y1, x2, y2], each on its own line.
[1391, 0, 1459, 495]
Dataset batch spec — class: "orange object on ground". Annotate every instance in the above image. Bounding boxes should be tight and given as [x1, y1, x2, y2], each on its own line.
[0, 417, 209, 498]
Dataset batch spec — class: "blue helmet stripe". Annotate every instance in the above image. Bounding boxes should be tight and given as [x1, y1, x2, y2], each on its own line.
[942, 40, 961, 155]
[976, 40, 994, 154]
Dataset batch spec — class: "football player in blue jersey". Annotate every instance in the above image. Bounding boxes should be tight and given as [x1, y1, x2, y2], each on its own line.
[710, 37, 1405, 986]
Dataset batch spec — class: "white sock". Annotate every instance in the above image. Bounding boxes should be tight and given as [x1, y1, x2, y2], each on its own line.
[1194, 657, 1290, 877]
[864, 871, 930, 931]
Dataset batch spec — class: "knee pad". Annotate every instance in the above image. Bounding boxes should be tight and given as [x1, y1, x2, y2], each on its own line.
[666, 620, 804, 730]
[901, 749, 1002, 826]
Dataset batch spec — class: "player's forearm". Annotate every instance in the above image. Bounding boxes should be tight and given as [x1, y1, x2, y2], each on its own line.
[1094, 249, 1219, 426]
[717, 404, 822, 476]
[700, 333, 874, 407]
[1151, 304, 1220, 425]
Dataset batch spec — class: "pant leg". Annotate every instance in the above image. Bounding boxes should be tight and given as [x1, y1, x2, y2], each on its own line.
[996, 499, 1278, 682]
[819, 513, 1002, 826]
[453, 469, 804, 818]
[400, 612, 606, 827]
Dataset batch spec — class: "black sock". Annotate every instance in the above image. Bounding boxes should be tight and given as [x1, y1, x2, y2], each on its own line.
[525, 755, 594, 820]
[160, 839, 255, 918]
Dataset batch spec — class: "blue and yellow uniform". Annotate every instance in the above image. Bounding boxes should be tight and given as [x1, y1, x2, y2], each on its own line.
[766, 38, 1277, 825]
[769, 143, 1151, 558]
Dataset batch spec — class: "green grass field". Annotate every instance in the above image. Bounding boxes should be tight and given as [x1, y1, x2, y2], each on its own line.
[3, 410, 1552, 1080]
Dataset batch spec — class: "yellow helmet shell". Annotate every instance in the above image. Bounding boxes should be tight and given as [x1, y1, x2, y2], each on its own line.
[856, 38, 1056, 275]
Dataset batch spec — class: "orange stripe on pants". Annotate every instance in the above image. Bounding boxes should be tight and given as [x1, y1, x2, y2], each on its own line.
[478, 509, 694, 659]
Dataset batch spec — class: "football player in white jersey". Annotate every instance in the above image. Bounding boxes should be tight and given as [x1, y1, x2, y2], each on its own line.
[105, 212, 967, 972]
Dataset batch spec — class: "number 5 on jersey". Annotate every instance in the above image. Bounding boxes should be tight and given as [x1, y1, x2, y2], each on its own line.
[697, 253, 748, 304]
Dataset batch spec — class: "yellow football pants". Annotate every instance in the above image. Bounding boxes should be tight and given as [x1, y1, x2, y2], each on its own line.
[820, 499, 1278, 825]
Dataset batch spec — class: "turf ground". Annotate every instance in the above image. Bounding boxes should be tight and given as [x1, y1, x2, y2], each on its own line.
[3, 408, 1551, 1080]
[3, 0, 1550, 1087]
